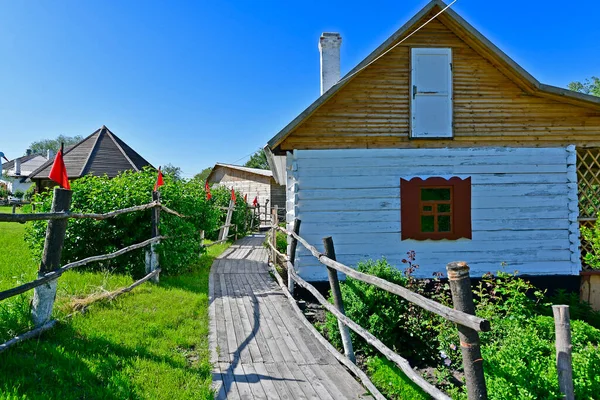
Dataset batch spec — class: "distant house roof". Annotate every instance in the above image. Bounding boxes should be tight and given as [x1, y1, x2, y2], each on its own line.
[207, 163, 273, 182]
[2, 154, 38, 172]
[28, 126, 153, 180]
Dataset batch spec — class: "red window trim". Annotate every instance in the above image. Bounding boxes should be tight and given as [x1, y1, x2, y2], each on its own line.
[400, 177, 472, 240]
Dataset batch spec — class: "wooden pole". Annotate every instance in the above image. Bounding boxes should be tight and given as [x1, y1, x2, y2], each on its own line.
[271, 205, 278, 263]
[199, 230, 205, 256]
[446, 261, 487, 400]
[323, 236, 356, 364]
[146, 191, 160, 283]
[31, 187, 72, 327]
[287, 219, 301, 295]
[553, 305, 575, 400]
[221, 199, 234, 241]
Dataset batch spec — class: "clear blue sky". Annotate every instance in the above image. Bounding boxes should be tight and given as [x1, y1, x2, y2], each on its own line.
[0, 0, 598, 177]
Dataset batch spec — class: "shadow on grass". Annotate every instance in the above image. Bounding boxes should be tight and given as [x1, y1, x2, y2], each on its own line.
[0, 320, 210, 400]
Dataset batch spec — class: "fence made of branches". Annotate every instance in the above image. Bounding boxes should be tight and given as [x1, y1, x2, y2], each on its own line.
[267, 212, 577, 400]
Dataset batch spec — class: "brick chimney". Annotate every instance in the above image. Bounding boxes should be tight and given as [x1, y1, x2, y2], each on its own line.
[319, 32, 342, 95]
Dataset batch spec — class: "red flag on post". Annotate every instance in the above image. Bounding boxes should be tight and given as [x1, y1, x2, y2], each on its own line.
[205, 181, 212, 200]
[231, 188, 236, 202]
[252, 196, 258, 207]
[154, 167, 164, 192]
[48, 143, 70, 190]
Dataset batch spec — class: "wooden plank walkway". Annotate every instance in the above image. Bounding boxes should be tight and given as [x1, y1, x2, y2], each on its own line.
[209, 234, 373, 399]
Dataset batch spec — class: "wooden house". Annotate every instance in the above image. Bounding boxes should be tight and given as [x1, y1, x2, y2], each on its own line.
[28, 126, 153, 191]
[265, 0, 600, 281]
[207, 163, 285, 221]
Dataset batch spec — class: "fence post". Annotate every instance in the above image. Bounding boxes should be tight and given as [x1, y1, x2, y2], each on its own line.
[323, 236, 356, 364]
[287, 219, 301, 295]
[145, 191, 160, 283]
[553, 305, 575, 400]
[271, 205, 278, 263]
[31, 187, 72, 327]
[12, 204, 16, 214]
[199, 230, 205, 256]
[446, 261, 487, 400]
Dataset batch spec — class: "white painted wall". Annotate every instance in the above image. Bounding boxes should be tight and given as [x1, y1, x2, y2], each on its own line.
[286, 147, 580, 281]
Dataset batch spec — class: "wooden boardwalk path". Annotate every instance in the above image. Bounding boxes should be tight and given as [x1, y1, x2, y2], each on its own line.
[209, 235, 373, 399]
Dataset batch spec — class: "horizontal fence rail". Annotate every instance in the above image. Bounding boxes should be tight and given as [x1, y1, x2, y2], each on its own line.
[276, 226, 490, 332]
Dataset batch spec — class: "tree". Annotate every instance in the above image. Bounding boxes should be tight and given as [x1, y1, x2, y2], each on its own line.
[162, 163, 182, 180]
[194, 167, 212, 181]
[244, 149, 270, 170]
[568, 77, 600, 97]
[28, 134, 83, 155]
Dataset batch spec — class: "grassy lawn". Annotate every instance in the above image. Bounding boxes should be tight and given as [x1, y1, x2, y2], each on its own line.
[0, 205, 228, 399]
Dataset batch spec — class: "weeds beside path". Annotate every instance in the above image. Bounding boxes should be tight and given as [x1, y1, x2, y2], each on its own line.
[0, 210, 229, 400]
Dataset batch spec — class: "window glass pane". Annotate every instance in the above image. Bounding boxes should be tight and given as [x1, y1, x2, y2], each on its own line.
[421, 188, 451, 201]
[437, 204, 451, 213]
[438, 216, 451, 232]
[421, 216, 435, 232]
[423, 205, 433, 212]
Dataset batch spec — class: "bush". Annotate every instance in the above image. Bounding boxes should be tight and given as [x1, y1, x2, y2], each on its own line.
[25, 169, 223, 277]
[366, 356, 429, 400]
[324, 253, 449, 367]
[13, 190, 24, 199]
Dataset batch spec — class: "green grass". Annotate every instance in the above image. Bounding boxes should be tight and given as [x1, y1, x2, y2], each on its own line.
[0, 205, 230, 399]
[366, 356, 430, 400]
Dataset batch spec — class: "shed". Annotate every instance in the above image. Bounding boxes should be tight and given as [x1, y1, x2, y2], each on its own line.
[207, 163, 285, 221]
[28, 126, 153, 191]
[266, 0, 600, 281]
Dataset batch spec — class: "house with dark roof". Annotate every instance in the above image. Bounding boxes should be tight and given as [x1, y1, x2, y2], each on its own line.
[265, 0, 600, 281]
[28, 126, 153, 191]
[1, 151, 51, 194]
[207, 163, 285, 221]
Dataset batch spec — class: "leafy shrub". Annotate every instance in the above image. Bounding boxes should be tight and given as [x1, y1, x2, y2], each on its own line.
[581, 221, 600, 269]
[25, 169, 224, 277]
[13, 190, 24, 199]
[0, 185, 8, 199]
[324, 253, 450, 367]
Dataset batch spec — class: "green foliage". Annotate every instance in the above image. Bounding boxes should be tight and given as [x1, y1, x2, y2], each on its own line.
[162, 163, 182, 180]
[244, 149, 270, 170]
[324, 254, 449, 366]
[0, 185, 8, 199]
[28, 134, 82, 155]
[25, 168, 222, 277]
[194, 167, 212, 182]
[581, 221, 600, 269]
[23, 186, 35, 201]
[366, 356, 429, 400]
[12, 190, 24, 199]
[547, 289, 600, 329]
[568, 76, 600, 97]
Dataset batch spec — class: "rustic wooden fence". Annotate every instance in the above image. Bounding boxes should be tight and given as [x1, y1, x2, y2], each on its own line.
[267, 215, 577, 400]
[0, 187, 192, 353]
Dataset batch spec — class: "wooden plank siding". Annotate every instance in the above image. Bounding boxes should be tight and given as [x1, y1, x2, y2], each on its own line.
[286, 147, 580, 281]
[278, 17, 600, 151]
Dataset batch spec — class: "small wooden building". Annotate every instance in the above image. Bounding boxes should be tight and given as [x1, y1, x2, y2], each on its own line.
[266, 0, 600, 281]
[28, 126, 153, 191]
[207, 163, 285, 221]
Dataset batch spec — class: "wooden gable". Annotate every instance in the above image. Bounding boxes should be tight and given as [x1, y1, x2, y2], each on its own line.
[277, 10, 600, 151]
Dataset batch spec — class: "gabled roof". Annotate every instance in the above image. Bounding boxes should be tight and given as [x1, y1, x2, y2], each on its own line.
[267, 0, 600, 152]
[2, 154, 38, 172]
[206, 163, 273, 183]
[28, 126, 153, 180]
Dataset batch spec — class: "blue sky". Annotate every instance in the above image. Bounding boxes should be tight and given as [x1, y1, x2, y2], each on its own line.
[0, 0, 598, 177]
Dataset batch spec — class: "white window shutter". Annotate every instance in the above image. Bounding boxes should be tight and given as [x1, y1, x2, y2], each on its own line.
[411, 48, 453, 138]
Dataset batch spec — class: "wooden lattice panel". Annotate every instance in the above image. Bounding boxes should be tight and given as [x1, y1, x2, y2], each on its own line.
[578, 148, 600, 218]
[578, 148, 600, 269]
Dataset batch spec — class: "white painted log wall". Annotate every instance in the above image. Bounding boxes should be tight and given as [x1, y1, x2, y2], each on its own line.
[286, 147, 580, 281]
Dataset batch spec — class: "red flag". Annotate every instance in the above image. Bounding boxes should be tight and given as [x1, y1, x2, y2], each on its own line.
[231, 188, 236, 202]
[154, 167, 164, 191]
[252, 196, 258, 207]
[48, 145, 70, 190]
[244, 194, 248, 203]
[205, 181, 212, 200]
